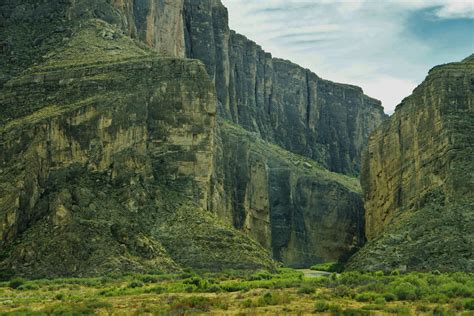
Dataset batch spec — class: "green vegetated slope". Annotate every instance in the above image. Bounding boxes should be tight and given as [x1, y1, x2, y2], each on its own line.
[348, 56, 474, 272]
[0, 18, 274, 278]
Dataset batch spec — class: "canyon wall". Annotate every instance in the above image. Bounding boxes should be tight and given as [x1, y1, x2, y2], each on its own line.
[0, 18, 274, 277]
[211, 122, 365, 267]
[349, 56, 474, 272]
[0, 0, 390, 276]
[183, 0, 386, 175]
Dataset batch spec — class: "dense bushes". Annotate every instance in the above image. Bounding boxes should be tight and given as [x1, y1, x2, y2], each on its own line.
[0, 269, 472, 314]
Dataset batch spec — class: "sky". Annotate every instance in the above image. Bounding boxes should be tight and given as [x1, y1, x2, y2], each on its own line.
[220, 0, 474, 114]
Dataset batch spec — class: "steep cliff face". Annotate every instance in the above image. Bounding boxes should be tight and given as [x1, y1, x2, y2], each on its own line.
[0, 17, 274, 277]
[0, 0, 185, 91]
[210, 121, 365, 267]
[0, 0, 386, 276]
[183, 0, 386, 175]
[348, 56, 474, 272]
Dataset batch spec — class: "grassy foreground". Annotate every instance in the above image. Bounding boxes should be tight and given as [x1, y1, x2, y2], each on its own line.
[0, 269, 472, 315]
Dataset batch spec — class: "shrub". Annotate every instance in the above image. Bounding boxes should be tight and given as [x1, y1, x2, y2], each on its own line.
[297, 284, 315, 294]
[383, 305, 411, 316]
[85, 300, 113, 309]
[383, 292, 396, 302]
[170, 296, 214, 313]
[241, 299, 253, 308]
[248, 270, 273, 281]
[183, 277, 205, 288]
[427, 293, 449, 303]
[8, 278, 25, 289]
[416, 304, 431, 312]
[439, 282, 471, 298]
[334, 285, 352, 298]
[206, 285, 222, 293]
[55, 293, 65, 300]
[314, 300, 330, 312]
[464, 298, 474, 310]
[390, 269, 400, 276]
[127, 280, 144, 288]
[432, 305, 449, 316]
[393, 282, 417, 300]
[17, 283, 39, 291]
[256, 292, 290, 306]
[145, 286, 166, 294]
[140, 275, 159, 284]
[355, 292, 379, 302]
[374, 297, 386, 305]
[329, 303, 343, 315]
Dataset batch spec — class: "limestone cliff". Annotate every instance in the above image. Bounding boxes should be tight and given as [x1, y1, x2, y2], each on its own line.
[0, 0, 185, 91]
[0, 0, 386, 276]
[0, 15, 274, 277]
[211, 121, 365, 267]
[183, 0, 386, 175]
[348, 56, 474, 272]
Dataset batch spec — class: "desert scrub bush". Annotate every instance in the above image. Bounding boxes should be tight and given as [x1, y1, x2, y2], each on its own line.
[8, 278, 25, 289]
[314, 300, 330, 312]
[256, 291, 290, 306]
[432, 305, 451, 316]
[16, 283, 39, 291]
[55, 293, 65, 300]
[355, 291, 380, 302]
[439, 281, 472, 298]
[169, 296, 215, 313]
[127, 280, 144, 288]
[383, 292, 397, 302]
[383, 305, 411, 315]
[463, 298, 474, 310]
[248, 270, 273, 281]
[205, 284, 222, 293]
[333, 285, 353, 298]
[393, 282, 417, 300]
[144, 286, 166, 294]
[297, 284, 315, 294]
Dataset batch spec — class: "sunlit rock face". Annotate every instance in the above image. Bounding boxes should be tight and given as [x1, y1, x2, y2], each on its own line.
[348, 55, 474, 272]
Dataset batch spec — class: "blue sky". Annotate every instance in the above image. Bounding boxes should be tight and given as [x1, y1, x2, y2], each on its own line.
[221, 0, 474, 114]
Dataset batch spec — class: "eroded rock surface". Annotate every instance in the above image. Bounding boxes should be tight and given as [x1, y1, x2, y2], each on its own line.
[0, 19, 274, 278]
[348, 56, 474, 272]
[211, 122, 365, 267]
[183, 0, 386, 175]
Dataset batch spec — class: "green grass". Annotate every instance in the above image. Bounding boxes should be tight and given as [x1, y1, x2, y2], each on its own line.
[0, 269, 472, 314]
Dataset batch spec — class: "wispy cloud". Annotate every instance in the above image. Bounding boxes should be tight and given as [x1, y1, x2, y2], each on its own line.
[221, 0, 474, 114]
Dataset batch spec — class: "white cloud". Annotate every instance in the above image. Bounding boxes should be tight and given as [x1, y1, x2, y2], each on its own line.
[221, 0, 474, 114]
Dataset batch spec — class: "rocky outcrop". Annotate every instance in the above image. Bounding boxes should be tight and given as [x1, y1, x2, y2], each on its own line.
[183, 0, 386, 175]
[0, 19, 274, 278]
[210, 121, 365, 267]
[0, 0, 185, 91]
[348, 56, 474, 272]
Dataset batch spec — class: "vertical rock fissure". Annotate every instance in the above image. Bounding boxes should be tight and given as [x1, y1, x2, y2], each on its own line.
[305, 71, 311, 127]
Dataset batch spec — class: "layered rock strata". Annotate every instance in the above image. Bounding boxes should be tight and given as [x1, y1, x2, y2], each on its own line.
[0, 20, 274, 277]
[348, 56, 474, 271]
[183, 0, 386, 174]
